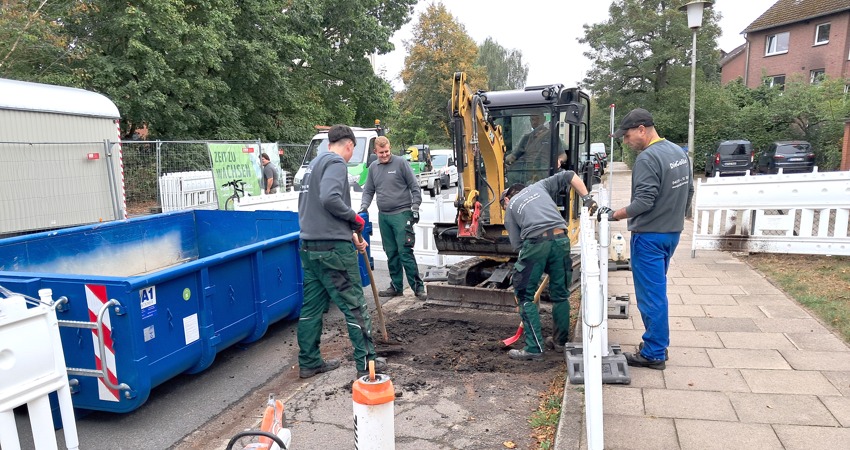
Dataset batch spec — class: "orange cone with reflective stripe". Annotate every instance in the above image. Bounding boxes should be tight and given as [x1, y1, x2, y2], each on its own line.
[352, 361, 395, 449]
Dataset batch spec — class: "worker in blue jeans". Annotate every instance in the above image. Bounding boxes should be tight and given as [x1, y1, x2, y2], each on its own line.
[602, 108, 694, 370]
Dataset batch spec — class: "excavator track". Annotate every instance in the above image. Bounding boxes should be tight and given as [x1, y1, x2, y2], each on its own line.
[424, 254, 581, 312]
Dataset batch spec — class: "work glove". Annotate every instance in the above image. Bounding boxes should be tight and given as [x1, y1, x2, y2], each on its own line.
[352, 213, 366, 232]
[410, 210, 420, 224]
[581, 194, 598, 215]
[597, 206, 617, 222]
[505, 154, 517, 165]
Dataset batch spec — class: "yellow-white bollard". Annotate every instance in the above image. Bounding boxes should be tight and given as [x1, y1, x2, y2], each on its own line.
[352, 361, 395, 450]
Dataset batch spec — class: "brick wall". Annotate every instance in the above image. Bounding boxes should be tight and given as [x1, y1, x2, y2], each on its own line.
[720, 51, 747, 84]
[744, 11, 850, 88]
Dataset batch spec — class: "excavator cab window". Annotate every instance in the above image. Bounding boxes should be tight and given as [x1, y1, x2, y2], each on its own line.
[493, 108, 562, 187]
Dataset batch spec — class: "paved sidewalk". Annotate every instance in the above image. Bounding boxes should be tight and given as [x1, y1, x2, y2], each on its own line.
[556, 162, 850, 449]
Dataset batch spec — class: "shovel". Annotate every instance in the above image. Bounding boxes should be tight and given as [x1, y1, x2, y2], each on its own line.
[502, 274, 549, 346]
[356, 232, 404, 352]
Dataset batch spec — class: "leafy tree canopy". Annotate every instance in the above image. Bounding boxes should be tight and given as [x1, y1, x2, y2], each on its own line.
[476, 37, 528, 91]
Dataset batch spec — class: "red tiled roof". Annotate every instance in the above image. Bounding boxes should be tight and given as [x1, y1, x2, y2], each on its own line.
[744, 0, 850, 33]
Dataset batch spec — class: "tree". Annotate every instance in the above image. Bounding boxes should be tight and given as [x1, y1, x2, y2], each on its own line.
[396, 3, 486, 143]
[476, 37, 528, 91]
[580, 0, 721, 111]
[0, 0, 80, 86]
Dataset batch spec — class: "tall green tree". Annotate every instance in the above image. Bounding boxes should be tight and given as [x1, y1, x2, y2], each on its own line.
[395, 2, 486, 144]
[580, 0, 721, 111]
[476, 37, 528, 91]
[0, 0, 80, 85]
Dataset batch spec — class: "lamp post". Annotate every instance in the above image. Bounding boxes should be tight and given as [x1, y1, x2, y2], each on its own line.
[680, 0, 712, 218]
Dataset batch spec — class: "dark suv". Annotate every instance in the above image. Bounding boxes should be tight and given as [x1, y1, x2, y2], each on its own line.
[705, 140, 753, 177]
[756, 141, 815, 174]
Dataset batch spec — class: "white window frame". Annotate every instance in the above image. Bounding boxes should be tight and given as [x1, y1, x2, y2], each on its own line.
[766, 32, 790, 56]
[767, 75, 786, 89]
[810, 69, 825, 84]
[814, 23, 830, 45]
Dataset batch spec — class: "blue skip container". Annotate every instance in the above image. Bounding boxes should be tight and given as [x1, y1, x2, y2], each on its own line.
[0, 210, 308, 413]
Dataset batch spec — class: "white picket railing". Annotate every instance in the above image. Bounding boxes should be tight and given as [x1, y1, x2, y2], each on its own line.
[579, 205, 605, 450]
[158, 171, 218, 212]
[692, 169, 850, 256]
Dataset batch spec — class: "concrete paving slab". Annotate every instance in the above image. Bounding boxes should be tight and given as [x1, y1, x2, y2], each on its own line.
[644, 389, 736, 420]
[759, 303, 813, 319]
[666, 347, 713, 368]
[820, 395, 850, 427]
[740, 369, 842, 396]
[702, 305, 766, 319]
[753, 318, 828, 333]
[785, 332, 850, 352]
[666, 269, 684, 278]
[670, 277, 720, 285]
[668, 330, 724, 348]
[582, 415, 678, 450]
[675, 419, 783, 450]
[732, 294, 795, 305]
[608, 318, 634, 329]
[669, 304, 706, 317]
[663, 367, 751, 392]
[608, 328, 648, 346]
[728, 392, 839, 426]
[778, 350, 850, 371]
[773, 424, 850, 449]
[607, 277, 628, 285]
[601, 385, 645, 416]
[717, 331, 796, 350]
[823, 371, 850, 396]
[669, 317, 696, 331]
[666, 293, 684, 305]
[692, 317, 760, 332]
[666, 284, 697, 294]
[706, 348, 792, 370]
[619, 368, 666, 389]
[691, 285, 747, 295]
[680, 293, 738, 305]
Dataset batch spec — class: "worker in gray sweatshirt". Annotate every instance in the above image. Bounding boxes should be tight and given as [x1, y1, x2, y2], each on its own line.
[359, 136, 426, 300]
[500, 170, 597, 360]
[298, 124, 387, 379]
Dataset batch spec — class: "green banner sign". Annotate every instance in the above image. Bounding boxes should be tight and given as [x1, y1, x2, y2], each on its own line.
[208, 143, 263, 209]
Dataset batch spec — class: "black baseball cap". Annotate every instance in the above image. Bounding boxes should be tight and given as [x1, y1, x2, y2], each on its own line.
[612, 108, 654, 138]
[328, 124, 356, 143]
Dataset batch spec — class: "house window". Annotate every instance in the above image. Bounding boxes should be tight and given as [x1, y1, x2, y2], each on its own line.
[810, 69, 825, 84]
[766, 32, 790, 55]
[766, 75, 786, 89]
[815, 23, 830, 45]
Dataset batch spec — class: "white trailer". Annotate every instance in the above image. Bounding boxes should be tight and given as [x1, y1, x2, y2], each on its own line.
[0, 78, 124, 236]
[417, 170, 443, 197]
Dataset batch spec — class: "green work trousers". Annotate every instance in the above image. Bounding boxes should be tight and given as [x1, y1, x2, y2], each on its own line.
[378, 210, 424, 293]
[298, 240, 377, 372]
[511, 236, 572, 353]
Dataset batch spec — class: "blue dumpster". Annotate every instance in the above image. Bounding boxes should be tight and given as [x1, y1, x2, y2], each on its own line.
[0, 210, 307, 413]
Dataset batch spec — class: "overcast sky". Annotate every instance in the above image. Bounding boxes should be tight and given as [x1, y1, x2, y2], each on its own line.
[374, 0, 778, 90]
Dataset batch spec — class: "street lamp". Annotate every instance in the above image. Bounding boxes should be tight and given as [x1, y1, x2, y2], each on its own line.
[680, 0, 712, 218]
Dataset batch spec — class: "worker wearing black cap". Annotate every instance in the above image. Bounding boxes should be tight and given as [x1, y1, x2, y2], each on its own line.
[601, 108, 694, 370]
[297, 124, 387, 379]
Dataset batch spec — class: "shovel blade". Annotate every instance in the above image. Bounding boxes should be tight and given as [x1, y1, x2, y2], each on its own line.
[502, 324, 523, 346]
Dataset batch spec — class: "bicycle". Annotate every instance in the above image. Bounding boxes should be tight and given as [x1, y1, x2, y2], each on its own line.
[222, 179, 247, 211]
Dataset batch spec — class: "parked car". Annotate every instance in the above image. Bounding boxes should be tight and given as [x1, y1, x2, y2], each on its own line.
[705, 140, 753, 177]
[430, 149, 458, 188]
[756, 141, 816, 174]
[590, 142, 607, 168]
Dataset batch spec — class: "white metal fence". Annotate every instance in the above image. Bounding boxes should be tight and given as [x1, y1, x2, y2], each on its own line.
[692, 169, 850, 256]
[158, 171, 217, 212]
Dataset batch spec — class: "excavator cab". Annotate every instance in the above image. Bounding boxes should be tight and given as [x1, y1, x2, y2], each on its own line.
[426, 73, 591, 309]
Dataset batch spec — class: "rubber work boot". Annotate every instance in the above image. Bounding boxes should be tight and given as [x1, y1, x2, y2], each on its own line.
[299, 359, 341, 378]
[638, 341, 669, 361]
[378, 285, 403, 297]
[545, 336, 565, 353]
[356, 357, 389, 378]
[508, 349, 543, 361]
[624, 352, 665, 370]
[415, 290, 427, 301]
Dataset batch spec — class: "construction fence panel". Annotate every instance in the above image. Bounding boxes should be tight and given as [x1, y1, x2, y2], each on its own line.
[692, 169, 850, 256]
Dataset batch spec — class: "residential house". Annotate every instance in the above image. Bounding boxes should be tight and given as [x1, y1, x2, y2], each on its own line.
[720, 0, 850, 88]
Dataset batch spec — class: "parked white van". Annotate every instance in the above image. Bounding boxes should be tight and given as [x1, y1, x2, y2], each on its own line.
[429, 149, 458, 188]
[590, 142, 607, 168]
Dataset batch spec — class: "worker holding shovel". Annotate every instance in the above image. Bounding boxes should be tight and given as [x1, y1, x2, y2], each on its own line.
[297, 124, 388, 379]
[500, 171, 596, 360]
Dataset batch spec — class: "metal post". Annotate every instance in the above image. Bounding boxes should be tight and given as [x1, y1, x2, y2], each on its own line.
[608, 104, 615, 205]
[686, 29, 697, 218]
